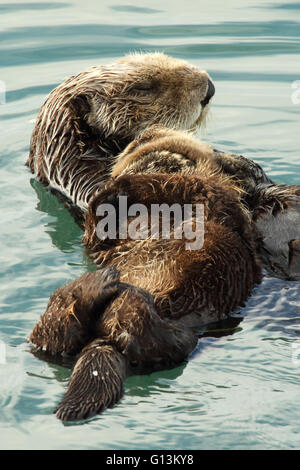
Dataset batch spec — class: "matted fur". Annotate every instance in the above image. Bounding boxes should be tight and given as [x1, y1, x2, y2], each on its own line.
[26, 53, 213, 210]
[111, 126, 300, 281]
[84, 130, 262, 313]
[30, 128, 262, 421]
[29, 122, 300, 421]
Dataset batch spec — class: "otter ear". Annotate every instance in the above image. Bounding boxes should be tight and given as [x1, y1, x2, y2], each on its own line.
[54, 340, 127, 422]
[71, 94, 91, 121]
[82, 91, 113, 135]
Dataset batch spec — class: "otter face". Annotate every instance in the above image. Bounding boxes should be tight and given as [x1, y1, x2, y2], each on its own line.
[27, 53, 215, 209]
[85, 53, 214, 139]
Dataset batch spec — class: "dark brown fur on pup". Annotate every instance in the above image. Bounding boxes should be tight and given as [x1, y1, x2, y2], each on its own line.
[30, 128, 262, 421]
[30, 268, 198, 421]
[110, 125, 300, 281]
[84, 173, 261, 315]
[26, 53, 214, 212]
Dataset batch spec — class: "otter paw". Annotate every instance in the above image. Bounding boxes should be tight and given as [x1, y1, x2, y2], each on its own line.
[29, 267, 121, 356]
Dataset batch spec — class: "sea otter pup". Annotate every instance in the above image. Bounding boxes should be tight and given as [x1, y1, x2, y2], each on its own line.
[110, 125, 300, 281]
[26, 52, 215, 212]
[30, 128, 262, 421]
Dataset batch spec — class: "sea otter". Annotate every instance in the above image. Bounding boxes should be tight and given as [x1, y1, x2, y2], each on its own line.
[26, 51, 300, 280]
[28, 55, 300, 421]
[30, 127, 262, 421]
[25, 48, 275, 216]
[26, 52, 215, 212]
[110, 125, 300, 281]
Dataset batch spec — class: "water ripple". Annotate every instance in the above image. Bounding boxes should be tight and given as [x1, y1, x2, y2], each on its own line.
[0, 2, 70, 13]
[0, 0, 299, 451]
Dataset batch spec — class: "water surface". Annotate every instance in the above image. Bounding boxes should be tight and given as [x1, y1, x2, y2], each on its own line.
[0, 0, 299, 450]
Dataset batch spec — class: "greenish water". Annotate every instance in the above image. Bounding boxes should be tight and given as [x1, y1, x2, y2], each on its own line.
[0, 0, 300, 450]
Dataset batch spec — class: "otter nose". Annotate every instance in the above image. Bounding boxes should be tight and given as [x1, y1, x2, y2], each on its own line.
[201, 78, 215, 107]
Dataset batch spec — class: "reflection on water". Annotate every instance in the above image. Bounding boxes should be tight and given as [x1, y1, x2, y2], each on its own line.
[0, 0, 299, 451]
[30, 179, 84, 253]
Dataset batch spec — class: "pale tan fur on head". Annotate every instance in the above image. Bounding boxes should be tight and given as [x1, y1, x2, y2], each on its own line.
[27, 52, 214, 209]
[84, 52, 213, 139]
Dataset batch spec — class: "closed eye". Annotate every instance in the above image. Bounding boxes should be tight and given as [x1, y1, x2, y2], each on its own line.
[129, 80, 157, 93]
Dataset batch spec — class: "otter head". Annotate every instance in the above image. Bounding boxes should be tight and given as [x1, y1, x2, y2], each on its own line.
[27, 53, 214, 206]
[82, 52, 214, 139]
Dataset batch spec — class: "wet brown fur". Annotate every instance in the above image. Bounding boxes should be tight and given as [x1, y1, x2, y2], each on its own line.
[113, 128, 300, 282]
[30, 128, 262, 421]
[26, 53, 212, 210]
[84, 129, 262, 319]
[28, 48, 300, 420]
